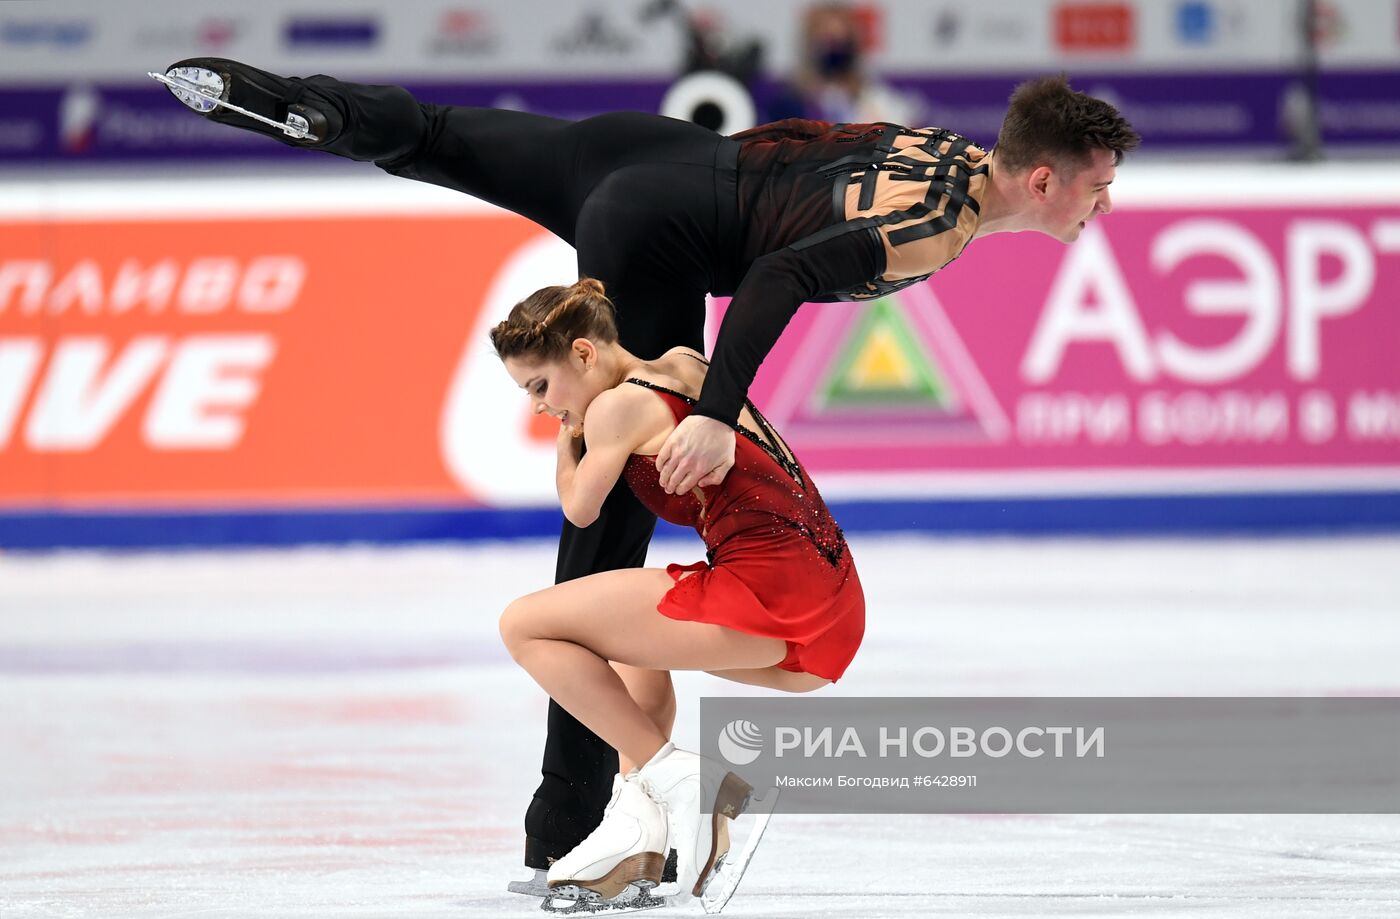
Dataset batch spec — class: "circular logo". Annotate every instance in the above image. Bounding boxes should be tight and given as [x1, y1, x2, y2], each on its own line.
[717, 719, 763, 766]
[439, 232, 576, 504]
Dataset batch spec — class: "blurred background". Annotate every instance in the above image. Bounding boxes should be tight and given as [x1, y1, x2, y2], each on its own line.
[4, 2, 1400, 916]
[1, 0, 1398, 546]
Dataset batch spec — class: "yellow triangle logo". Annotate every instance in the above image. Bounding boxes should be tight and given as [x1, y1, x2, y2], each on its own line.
[847, 325, 917, 390]
[819, 296, 947, 407]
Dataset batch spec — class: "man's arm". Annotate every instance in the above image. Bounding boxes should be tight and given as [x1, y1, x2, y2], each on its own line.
[662, 133, 988, 492]
[656, 226, 882, 494]
[693, 227, 882, 425]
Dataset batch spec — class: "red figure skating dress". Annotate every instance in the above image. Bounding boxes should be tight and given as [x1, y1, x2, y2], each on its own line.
[621, 378, 864, 681]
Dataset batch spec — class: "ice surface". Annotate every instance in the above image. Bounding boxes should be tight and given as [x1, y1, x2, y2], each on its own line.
[3, 535, 1399, 918]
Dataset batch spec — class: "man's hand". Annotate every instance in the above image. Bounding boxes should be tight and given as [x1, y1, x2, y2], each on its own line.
[656, 414, 735, 494]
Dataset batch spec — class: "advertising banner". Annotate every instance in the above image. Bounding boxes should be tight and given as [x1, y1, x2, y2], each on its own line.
[1, 168, 1397, 543]
[1, 0, 1397, 162]
[732, 200, 1400, 492]
[0, 195, 544, 508]
[7, 0, 1394, 82]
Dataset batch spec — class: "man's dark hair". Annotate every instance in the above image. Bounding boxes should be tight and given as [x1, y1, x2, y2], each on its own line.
[994, 74, 1140, 174]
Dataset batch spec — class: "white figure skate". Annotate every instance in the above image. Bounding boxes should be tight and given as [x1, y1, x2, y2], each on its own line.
[635, 742, 777, 913]
[542, 773, 670, 913]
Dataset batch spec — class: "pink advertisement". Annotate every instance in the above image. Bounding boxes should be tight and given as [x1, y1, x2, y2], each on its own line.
[730, 206, 1400, 489]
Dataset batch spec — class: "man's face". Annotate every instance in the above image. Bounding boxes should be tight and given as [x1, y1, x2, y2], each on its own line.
[1038, 147, 1118, 243]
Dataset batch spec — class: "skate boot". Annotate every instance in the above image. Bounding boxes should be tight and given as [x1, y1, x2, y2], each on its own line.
[546, 773, 669, 903]
[510, 707, 678, 907]
[635, 742, 757, 902]
[511, 800, 678, 909]
[149, 58, 342, 145]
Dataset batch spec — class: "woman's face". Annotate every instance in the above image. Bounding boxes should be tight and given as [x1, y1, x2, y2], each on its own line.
[502, 342, 603, 431]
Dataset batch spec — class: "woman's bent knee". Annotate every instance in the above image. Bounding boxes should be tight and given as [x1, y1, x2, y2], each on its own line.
[498, 597, 534, 659]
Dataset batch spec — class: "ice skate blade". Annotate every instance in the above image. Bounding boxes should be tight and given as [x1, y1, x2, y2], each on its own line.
[514, 868, 672, 914]
[147, 69, 319, 142]
[697, 785, 778, 914]
[508, 867, 552, 898]
[540, 883, 670, 915]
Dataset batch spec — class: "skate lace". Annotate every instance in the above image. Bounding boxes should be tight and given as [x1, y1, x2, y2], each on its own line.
[634, 776, 670, 815]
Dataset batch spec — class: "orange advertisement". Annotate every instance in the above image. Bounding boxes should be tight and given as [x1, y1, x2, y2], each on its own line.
[0, 213, 544, 506]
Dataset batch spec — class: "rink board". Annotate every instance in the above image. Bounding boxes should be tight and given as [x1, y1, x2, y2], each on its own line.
[4, 492, 1400, 550]
[4, 0, 1400, 157]
[1, 166, 1398, 546]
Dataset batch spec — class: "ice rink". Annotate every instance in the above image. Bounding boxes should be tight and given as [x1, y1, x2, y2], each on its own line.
[4, 534, 1399, 918]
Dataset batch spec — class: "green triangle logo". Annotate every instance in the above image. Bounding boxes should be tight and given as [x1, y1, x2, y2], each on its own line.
[818, 297, 949, 408]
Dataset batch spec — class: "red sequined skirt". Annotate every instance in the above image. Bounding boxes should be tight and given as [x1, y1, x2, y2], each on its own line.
[655, 533, 864, 682]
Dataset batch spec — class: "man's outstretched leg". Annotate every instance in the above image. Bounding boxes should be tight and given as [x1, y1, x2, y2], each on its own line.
[157, 57, 584, 241]
[156, 57, 725, 246]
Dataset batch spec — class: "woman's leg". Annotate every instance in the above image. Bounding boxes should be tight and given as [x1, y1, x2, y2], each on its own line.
[500, 568, 788, 768]
[708, 666, 831, 693]
[611, 664, 675, 773]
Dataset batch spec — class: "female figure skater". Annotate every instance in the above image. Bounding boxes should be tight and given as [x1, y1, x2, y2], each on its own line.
[491, 277, 864, 905]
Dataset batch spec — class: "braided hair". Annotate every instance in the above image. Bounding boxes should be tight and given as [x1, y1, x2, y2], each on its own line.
[490, 277, 620, 363]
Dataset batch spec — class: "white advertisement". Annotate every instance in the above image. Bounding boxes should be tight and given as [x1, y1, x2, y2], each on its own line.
[3, 0, 1397, 84]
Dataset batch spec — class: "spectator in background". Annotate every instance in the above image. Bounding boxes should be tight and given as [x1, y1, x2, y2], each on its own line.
[767, 3, 922, 125]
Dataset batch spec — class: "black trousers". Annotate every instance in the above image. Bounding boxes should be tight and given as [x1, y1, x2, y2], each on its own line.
[301, 78, 741, 857]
